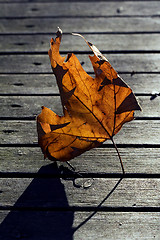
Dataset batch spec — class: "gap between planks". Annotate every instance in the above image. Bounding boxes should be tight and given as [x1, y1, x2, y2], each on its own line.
[0, 117, 160, 121]
[0, 172, 159, 179]
[1, 31, 160, 35]
[0, 143, 160, 148]
[0, 72, 160, 74]
[2, 50, 160, 54]
[0, 206, 159, 212]
[1, 15, 160, 20]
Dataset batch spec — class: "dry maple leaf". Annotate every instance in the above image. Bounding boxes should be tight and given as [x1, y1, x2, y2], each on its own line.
[37, 28, 141, 172]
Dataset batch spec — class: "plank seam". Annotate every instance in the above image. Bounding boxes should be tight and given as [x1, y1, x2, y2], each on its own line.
[0, 144, 160, 148]
[0, 71, 160, 75]
[1, 15, 160, 20]
[1, 31, 160, 36]
[0, 206, 159, 212]
[0, 172, 159, 178]
[1, 50, 160, 55]
[0, 117, 160, 121]
[0, 93, 157, 96]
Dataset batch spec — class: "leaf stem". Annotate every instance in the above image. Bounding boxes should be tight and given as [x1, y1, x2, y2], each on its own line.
[66, 161, 76, 171]
[110, 137, 125, 175]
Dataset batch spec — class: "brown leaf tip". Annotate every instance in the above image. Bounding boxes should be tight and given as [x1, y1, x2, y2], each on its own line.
[56, 27, 62, 38]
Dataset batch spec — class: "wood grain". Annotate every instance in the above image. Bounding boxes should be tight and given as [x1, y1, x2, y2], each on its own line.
[0, 0, 159, 239]
[0, 17, 160, 34]
[0, 177, 159, 207]
[0, 147, 160, 174]
[0, 211, 159, 240]
[1, 34, 160, 52]
[1, 54, 160, 73]
[0, 74, 159, 94]
[1, 1, 160, 17]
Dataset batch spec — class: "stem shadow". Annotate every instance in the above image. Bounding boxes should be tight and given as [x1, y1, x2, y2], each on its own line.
[73, 177, 123, 233]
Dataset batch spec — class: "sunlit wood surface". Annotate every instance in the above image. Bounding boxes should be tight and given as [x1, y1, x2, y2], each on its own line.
[0, 1, 159, 239]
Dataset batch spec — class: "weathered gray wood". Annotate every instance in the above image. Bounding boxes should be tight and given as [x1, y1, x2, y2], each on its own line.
[1, 34, 160, 52]
[71, 212, 160, 240]
[0, 17, 160, 33]
[0, 177, 159, 207]
[1, 96, 64, 117]
[0, 74, 59, 94]
[1, 54, 160, 73]
[0, 211, 159, 240]
[73, 211, 159, 240]
[0, 120, 159, 144]
[0, 147, 160, 174]
[1, 177, 160, 212]
[0, 95, 159, 118]
[0, 1, 159, 239]
[1, 1, 160, 17]
[0, 74, 159, 94]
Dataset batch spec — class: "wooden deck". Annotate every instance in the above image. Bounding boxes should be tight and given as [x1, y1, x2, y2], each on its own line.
[0, 0, 159, 239]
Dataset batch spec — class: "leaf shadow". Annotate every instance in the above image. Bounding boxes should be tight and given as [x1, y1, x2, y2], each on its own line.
[0, 162, 123, 239]
[0, 163, 74, 240]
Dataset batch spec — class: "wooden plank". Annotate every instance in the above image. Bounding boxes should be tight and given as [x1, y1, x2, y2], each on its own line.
[0, 96, 64, 117]
[1, 1, 160, 17]
[0, 95, 159, 118]
[0, 17, 160, 33]
[1, 34, 160, 52]
[0, 211, 159, 240]
[0, 74, 159, 94]
[0, 147, 160, 174]
[0, 178, 159, 207]
[67, 212, 160, 240]
[0, 54, 160, 73]
[0, 1, 159, 239]
[0, 120, 159, 144]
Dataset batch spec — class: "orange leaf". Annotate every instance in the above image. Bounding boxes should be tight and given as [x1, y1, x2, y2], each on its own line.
[37, 28, 141, 162]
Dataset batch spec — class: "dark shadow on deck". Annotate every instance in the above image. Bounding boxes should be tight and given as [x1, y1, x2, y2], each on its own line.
[0, 163, 74, 240]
